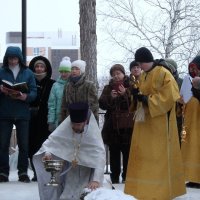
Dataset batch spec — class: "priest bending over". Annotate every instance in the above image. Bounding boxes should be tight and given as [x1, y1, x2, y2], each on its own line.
[33, 102, 106, 200]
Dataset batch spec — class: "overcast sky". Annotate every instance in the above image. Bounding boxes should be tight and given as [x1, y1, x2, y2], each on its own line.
[0, 0, 79, 32]
[0, 0, 130, 77]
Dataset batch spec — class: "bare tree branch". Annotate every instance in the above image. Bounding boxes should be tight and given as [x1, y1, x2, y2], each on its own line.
[98, 0, 200, 71]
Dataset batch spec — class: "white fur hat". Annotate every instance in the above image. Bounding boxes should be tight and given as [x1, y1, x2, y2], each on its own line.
[59, 56, 71, 72]
[71, 59, 86, 74]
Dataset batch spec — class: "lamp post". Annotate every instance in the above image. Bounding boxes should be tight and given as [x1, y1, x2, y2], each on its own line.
[22, 0, 27, 64]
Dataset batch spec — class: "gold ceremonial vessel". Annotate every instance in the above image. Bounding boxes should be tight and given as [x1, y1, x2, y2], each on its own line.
[43, 160, 63, 186]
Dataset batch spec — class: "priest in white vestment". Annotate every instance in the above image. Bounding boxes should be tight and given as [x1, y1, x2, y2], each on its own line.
[33, 102, 106, 200]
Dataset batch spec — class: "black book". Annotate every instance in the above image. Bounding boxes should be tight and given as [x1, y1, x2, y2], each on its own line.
[2, 80, 28, 93]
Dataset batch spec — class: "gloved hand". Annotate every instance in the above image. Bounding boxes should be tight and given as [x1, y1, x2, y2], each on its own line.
[48, 123, 56, 132]
[137, 94, 148, 106]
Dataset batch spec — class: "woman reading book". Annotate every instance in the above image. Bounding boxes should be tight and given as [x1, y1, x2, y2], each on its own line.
[0, 46, 37, 183]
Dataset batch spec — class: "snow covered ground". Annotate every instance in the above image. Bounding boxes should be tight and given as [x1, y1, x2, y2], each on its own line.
[0, 170, 39, 200]
[0, 170, 200, 200]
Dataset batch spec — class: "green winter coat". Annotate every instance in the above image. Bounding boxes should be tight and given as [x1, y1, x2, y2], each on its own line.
[48, 77, 68, 126]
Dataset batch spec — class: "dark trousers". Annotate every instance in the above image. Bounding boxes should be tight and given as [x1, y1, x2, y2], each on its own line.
[0, 119, 29, 176]
[109, 143, 130, 182]
[29, 156, 36, 177]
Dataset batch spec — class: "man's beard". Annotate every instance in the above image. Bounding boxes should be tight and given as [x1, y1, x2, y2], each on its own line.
[72, 128, 84, 134]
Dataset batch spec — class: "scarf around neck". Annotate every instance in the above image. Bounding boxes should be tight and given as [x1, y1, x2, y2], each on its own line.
[34, 72, 47, 82]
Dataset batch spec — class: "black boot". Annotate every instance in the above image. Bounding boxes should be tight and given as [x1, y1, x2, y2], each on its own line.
[186, 182, 200, 189]
[0, 174, 9, 182]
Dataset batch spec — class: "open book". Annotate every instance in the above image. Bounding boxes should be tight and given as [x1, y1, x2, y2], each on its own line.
[2, 80, 28, 93]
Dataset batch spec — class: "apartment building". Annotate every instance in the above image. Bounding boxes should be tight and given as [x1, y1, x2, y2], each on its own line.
[2, 30, 80, 79]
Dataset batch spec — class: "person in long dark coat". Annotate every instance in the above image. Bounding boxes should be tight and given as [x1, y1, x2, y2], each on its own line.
[99, 64, 133, 184]
[28, 56, 55, 181]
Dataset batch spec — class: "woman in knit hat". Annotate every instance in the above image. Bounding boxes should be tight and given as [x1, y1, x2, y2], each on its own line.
[60, 59, 99, 123]
[180, 55, 200, 189]
[48, 57, 71, 131]
[28, 56, 55, 181]
[99, 64, 133, 184]
[125, 47, 186, 199]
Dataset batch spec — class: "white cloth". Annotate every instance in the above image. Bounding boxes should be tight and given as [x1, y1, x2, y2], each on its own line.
[180, 74, 193, 103]
[33, 113, 106, 200]
[85, 188, 135, 200]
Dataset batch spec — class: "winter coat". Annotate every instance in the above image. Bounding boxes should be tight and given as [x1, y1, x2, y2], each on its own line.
[60, 74, 99, 123]
[48, 77, 68, 126]
[0, 47, 37, 120]
[99, 76, 133, 145]
[28, 56, 55, 157]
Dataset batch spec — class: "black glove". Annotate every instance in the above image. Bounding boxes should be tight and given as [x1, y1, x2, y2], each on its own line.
[137, 94, 148, 106]
[132, 88, 139, 96]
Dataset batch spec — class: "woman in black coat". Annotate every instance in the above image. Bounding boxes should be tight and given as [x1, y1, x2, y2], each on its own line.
[28, 56, 55, 181]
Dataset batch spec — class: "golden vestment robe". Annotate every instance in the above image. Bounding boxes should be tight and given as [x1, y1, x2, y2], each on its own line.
[181, 95, 200, 183]
[124, 66, 186, 200]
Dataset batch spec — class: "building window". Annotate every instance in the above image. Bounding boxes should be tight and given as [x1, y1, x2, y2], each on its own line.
[33, 48, 39, 56]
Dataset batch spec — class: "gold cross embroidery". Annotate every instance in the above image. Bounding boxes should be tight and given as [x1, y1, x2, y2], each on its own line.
[71, 159, 78, 168]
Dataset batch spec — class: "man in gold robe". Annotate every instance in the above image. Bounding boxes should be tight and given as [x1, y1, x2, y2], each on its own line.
[180, 56, 200, 188]
[124, 47, 186, 200]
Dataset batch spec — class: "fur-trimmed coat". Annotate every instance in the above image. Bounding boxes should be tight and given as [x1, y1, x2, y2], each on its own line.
[60, 74, 99, 123]
[28, 56, 55, 157]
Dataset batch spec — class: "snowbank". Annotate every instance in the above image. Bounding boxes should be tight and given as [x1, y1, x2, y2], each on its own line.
[84, 188, 136, 200]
